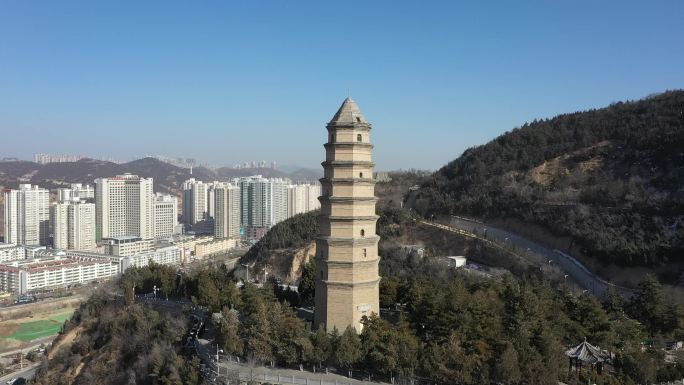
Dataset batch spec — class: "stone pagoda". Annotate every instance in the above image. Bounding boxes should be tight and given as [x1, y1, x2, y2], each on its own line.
[314, 97, 380, 332]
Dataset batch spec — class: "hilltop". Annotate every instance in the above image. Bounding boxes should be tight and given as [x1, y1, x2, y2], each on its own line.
[414, 91, 684, 280]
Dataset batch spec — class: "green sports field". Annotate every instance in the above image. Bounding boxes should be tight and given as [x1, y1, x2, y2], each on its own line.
[1, 311, 74, 342]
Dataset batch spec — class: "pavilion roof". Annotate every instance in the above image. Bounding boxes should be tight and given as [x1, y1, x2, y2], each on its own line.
[565, 340, 612, 364]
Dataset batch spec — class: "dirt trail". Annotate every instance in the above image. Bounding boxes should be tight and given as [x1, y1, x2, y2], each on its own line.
[48, 325, 82, 359]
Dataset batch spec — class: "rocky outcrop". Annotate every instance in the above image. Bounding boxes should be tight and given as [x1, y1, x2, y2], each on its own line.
[285, 241, 316, 283]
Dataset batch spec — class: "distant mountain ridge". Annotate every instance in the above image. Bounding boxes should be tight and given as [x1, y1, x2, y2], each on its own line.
[415, 90, 684, 272]
[0, 157, 322, 195]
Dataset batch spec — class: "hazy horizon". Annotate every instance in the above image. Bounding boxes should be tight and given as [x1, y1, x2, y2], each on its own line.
[1, 1, 682, 170]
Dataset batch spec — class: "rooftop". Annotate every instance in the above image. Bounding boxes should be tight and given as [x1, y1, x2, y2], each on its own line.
[105, 236, 144, 244]
[329, 97, 368, 125]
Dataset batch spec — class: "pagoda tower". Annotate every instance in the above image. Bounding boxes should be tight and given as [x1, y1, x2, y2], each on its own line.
[314, 97, 380, 332]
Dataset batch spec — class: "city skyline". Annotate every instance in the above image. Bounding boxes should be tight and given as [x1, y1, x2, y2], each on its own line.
[1, 2, 682, 170]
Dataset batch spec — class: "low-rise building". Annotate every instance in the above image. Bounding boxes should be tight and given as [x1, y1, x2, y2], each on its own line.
[194, 238, 239, 258]
[0, 254, 119, 294]
[169, 235, 238, 259]
[66, 245, 183, 273]
[446, 256, 467, 268]
[0, 243, 186, 294]
[0, 244, 46, 263]
[119, 246, 182, 271]
[105, 236, 154, 257]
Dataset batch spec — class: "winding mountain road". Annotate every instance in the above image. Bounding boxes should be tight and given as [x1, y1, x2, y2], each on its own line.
[421, 216, 634, 297]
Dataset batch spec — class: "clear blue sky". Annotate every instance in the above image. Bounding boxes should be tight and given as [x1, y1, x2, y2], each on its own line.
[1, 1, 682, 170]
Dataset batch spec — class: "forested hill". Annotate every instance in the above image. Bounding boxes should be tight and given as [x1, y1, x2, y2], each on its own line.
[241, 210, 319, 266]
[415, 91, 684, 269]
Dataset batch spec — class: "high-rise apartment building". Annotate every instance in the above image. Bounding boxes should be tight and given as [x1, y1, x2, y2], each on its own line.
[3, 184, 50, 246]
[52, 202, 69, 249]
[287, 183, 322, 218]
[52, 200, 96, 250]
[238, 176, 289, 238]
[182, 178, 209, 226]
[153, 193, 179, 238]
[95, 174, 154, 240]
[68, 202, 96, 250]
[314, 97, 380, 332]
[214, 183, 240, 239]
[53, 185, 96, 250]
[207, 183, 218, 219]
[57, 184, 94, 202]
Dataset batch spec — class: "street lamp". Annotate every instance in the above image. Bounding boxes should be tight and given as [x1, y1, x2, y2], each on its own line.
[240, 263, 250, 282]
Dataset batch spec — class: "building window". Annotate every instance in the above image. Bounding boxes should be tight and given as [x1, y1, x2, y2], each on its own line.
[360, 229, 365, 237]
[357, 134, 362, 142]
[363, 248, 367, 257]
[359, 172, 363, 178]
[356, 117, 361, 123]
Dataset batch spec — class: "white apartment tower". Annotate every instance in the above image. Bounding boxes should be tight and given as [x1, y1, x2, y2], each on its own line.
[287, 183, 322, 218]
[95, 174, 154, 240]
[3, 184, 50, 246]
[182, 178, 209, 226]
[54, 185, 96, 251]
[52, 203, 69, 249]
[214, 183, 240, 239]
[153, 193, 179, 238]
[57, 184, 95, 202]
[53, 200, 96, 250]
[68, 202, 96, 250]
[238, 176, 289, 230]
[207, 183, 219, 219]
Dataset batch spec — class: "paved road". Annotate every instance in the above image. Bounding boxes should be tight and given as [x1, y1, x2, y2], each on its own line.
[426, 216, 634, 297]
[0, 363, 39, 384]
[215, 359, 388, 385]
[0, 337, 56, 357]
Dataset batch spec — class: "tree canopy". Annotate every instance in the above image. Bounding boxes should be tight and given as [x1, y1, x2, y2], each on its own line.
[415, 91, 684, 270]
